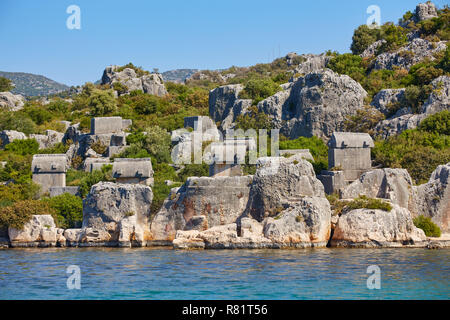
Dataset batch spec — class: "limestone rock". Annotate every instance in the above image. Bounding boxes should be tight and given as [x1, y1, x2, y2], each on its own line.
[414, 2, 438, 22]
[101, 65, 167, 97]
[331, 204, 427, 247]
[150, 176, 253, 242]
[0, 92, 25, 111]
[8, 215, 58, 247]
[373, 38, 447, 71]
[82, 182, 153, 243]
[0, 130, 27, 148]
[246, 158, 325, 221]
[263, 196, 331, 247]
[415, 163, 450, 233]
[292, 54, 331, 75]
[30, 130, 64, 149]
[341, 168, 417, 214]
[371, 88, 406, 117]
[360, 40, 387, 58]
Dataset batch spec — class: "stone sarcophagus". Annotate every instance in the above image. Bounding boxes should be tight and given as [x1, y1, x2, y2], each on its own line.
[32, 154, 67, 194]
[112, 158, 154, 186]
[91, 117, 127, 135]
[327, 132, 374, 181]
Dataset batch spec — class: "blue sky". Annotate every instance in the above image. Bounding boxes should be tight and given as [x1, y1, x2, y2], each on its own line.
[0, 0, 448, 86]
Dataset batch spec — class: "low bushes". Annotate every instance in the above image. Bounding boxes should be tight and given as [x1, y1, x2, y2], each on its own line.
[0, 200, 54, 230]
[43, 193, 83, 229]
[413, 215, 441, 237]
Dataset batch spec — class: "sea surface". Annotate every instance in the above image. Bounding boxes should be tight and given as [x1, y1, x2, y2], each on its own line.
[0, 248, 448, 300]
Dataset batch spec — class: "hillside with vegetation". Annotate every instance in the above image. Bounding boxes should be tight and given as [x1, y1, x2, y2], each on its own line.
[0, 71, 69, 97]
[0, 1, 448, 232]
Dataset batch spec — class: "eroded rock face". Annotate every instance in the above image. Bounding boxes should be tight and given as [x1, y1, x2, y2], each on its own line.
[150, 176, 253, 242]
[0, 92, 25, 111]
[341, 169, 417, 214]
[0, 130, 27, 148]
[30, 130, 64, 149]
[374, 76, 449, 138]
[414, 2, 438, 22]
[373, 38, 447, 71]
[101, 65, 167, 97]
[208, 84, 252, 131]
[293, 54, 331, 75]
[263, 196, 331, 247]
[331, 204, 426, 247]
[8, 215, 59, 247]
[415, 163, 450, 233]
[259, 69, 367, 139]
[82, 182, 153, 245]
[246, 158, 325, 222]
[371, 89, 406, 117]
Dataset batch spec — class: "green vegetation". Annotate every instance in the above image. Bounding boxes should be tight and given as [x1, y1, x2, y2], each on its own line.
[4, 139, 39, 156]
[344, 106, 385, 134]
[43, 193, 83, 229]
[238, 79, 281, 104]
[279, 136, 328, 174]
[413, 215, 441, 237]
[350, 23, 408, 55]
[66, 165, 113, 197]
[327, 194, 392, 216]
[235, 106, 273, 131]
[0, 200, 54, 230]
[0, 76, 14, 92]
[373, 111, 450, 184]
[116, 63, 150, 77]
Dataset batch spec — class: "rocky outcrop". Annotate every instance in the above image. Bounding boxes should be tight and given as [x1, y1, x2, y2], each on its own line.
[150, 176, 253, 243]
[371, 88, 406, 117]
[415, 163, 450, 233]
[101, 65, 167, 97]
[414, 2, 438, 22]
[8, 215, 63, 247]
[374, 76, 450, 138]
[373, 38, 447, 71]
[263, 196, 331, 247]
[293, 54, 331, 75]
[340, 168, 417, 213]
[361, 40, 387, 58]
[208, 84, 252, 131]
[81, 182, 153, 246]
[331, 204, 427, 247]
[257, 69, 367, 139]
[0, 92, 25, 111]
[0, 130, 27, 148]
[246, 158, 325, 222]
[30, 130, 64, 149]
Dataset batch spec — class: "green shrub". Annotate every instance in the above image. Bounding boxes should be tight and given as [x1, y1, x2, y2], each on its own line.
[67, 165, 113, 197]
[0, 200, 55, 230]
[235, 106, 272, 131]
[4, 139, 39, 156]
[350, 24, 380, 55]
[0, 76, 13, 92]
[142, 126, 172, 163]
[239, 79, 281, 104]
[178, 163, 209, 182]
[112, 82, 128, 95]
[328, 53, 366, 82]
[88, 89, 117, 116]
[413, 215, 441, 237]
[346, 195, 393, 212]
[419, 110, 450, 135]
[0, 111, 37, 135]
[43, 193, 83, 229]
[116, 63, 150, 77]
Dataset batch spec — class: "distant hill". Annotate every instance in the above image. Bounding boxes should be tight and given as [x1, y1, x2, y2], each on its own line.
[161, 69, 199, 83]
[0, 71, 69, 97]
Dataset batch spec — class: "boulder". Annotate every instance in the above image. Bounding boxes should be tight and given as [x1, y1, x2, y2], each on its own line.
[150, 176, 253, 243]
[101, 65, 167, 97]
[259, 69, 367, 139]
[82, 182, 153, 245]
[360, 40, 387, 58]
[414, 2, 438, 22]
[30, 130, 64, 149]
[292, 54, 331, 75]
[0, 130, 27, 148]
[263, 196, 331, 247]
[331, 204, 427, 247]
[8, 215, 58, 247]
[340, 168, 417, 214]
[371, 88, 406, 117]
[0, 92, 25, 111]
[246, 158, 325, 221]
[415, 163, 450, 233]
[373, 38, 447, 71]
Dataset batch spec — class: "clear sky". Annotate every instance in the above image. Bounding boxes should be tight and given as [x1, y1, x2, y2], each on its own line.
[0, 0, 448, 86]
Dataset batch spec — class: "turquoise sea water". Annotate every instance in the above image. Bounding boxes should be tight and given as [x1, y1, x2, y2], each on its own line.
[0, 248, 448, 300]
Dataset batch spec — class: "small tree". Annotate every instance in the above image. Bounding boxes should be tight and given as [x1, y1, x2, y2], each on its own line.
[0, 76, 13, 92]
[89, 88, 117, 116]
